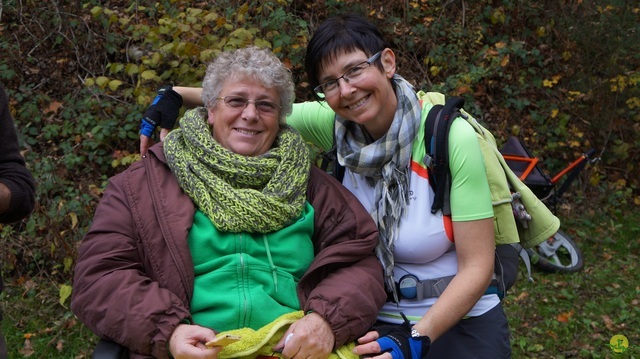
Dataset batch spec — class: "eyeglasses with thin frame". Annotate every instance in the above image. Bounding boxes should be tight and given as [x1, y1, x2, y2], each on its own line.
[215, 96, 281, 115]
[314, 51, 382, 97]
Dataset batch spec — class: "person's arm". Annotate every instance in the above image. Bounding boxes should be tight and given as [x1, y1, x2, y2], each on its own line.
[353, 117, 495, 357]
[70, 172, 197, 358]
[168, 324, 221, 359]
[0, 168, 35, 222]
[286, 101, 335, 152]
[353, 219, 493, 357]
[169, 87, 338, 150]
[139, 86, 187, 155]
[0, 183, 12, 215]
[0, 84, 35, 223]
[140, 86, 337, 155]
[173, 86, 202, 108]
[414, 116, 496, 340]
[296, 167, 386, 349]
[411, 218, 494, 341]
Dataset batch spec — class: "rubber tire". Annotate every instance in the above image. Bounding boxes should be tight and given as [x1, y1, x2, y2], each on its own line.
[527, 230, 584, 273]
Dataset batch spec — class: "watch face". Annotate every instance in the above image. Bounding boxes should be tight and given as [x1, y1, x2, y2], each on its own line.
[399, 275, 418, 299]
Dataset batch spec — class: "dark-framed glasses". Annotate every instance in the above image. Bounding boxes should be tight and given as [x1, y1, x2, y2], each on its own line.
[215, 96, 281, 115]
[314, 51, 382, 97]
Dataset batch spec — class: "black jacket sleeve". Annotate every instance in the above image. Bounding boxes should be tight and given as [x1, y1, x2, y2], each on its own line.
[0, 83, 36, 223]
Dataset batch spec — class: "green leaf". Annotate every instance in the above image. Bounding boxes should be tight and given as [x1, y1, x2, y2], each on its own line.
[63, 256, 74, 273]
[126, 64, 140, 76]
[140, 70, 157, 80]
[96, 76, 110, 88]
[199, 49, 216, 63]
[109, 80, 123, 91]
[90, 6, 103, 17]
[59, 284, 72, 307]
[109, 63, 124, 74]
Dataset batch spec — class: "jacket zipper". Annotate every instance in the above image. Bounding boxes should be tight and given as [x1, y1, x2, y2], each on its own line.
[238, 233, 248, 327]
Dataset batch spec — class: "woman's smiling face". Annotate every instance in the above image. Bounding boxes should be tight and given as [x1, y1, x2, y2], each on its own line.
[208, 77, 281, 157]
[317, 48, 398, 139]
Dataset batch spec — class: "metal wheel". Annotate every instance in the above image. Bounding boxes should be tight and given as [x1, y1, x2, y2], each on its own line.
[526, 230, 584, 273]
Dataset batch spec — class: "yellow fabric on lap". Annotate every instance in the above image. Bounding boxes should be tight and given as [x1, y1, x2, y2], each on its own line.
[217, 311, 358, 359]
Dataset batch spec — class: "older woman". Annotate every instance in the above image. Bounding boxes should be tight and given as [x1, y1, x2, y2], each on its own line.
[71, 46, 386, 359]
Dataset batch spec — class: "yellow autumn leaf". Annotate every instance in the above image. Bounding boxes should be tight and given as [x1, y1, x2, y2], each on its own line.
[140, 70, 157, 80]
[626, 97, 640, 109]
[90, 6, 102, 17]
[59, 284, 72, 307]
[126, 63, 139, 76]
[108, 80, 123, 91]
[96, 76, 109, 88]
[430, 66, 441, 77]
[551, 109, 559, 118]
[500, 54, 510, 67]
[69, 212, 78, 229]
[64, 256, 73, 273]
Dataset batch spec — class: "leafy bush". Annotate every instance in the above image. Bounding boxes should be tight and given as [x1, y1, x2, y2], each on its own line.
[0, 0, 638, 356]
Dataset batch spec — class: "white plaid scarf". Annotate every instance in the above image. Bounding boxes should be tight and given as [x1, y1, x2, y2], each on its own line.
[335, 75, 422, 300]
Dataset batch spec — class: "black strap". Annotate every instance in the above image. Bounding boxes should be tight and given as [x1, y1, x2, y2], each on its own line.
[424, 96, 466, 215]
[319, 146, 345, 183]
[320, 116, 345, 183]
[424, 104, 443, 191]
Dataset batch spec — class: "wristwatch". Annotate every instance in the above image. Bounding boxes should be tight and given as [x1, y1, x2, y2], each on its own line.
[411, 327, 421, 338]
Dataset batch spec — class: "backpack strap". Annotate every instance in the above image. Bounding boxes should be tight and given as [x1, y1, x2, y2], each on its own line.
[424, 96, 466, 215]
[319, 117, 346, 183]
[319, 146, 345, 183]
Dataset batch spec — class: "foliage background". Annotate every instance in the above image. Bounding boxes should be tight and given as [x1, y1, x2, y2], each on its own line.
[0, 0, 638, 357]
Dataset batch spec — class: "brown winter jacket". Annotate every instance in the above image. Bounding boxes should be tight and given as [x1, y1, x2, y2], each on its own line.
[71, 143, 386, 359]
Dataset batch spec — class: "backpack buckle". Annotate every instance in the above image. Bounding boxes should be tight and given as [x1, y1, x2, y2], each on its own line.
[424, 154, 433, 168]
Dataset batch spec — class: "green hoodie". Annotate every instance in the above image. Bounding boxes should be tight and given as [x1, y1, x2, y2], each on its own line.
[188, 203, 315, 331]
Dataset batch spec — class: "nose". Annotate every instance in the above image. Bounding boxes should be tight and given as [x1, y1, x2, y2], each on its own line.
[241, 102, 260, 120]
[337, 77, 355, 96]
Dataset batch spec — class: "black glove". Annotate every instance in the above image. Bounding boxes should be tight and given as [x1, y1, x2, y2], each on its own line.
[139, 85, 183, 137]
[374, 313, 431, 359]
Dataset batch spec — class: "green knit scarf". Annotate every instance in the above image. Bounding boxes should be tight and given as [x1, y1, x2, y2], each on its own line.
[163, 107, 310, 233]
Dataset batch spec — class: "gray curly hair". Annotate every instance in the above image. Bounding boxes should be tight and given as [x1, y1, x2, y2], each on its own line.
[201, 46, 295, 124]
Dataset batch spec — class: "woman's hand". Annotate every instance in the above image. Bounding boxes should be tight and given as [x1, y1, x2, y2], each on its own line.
[139, 128, 170, 156]
[353, 330, 390, 358]
[139, 86, 183, 156]
[353, 314, 431, 359]
[168, 323, 220, 359]
[273, 312, 334, 359]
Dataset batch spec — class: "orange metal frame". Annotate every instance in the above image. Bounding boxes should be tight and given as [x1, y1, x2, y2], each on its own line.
[503, 153, 589, 185]
[502, 155, 539, 181]
[550, 154, 588, 185]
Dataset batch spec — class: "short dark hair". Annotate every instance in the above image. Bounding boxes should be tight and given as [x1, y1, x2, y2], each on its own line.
[305, 14, 391, 100]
